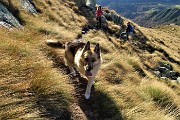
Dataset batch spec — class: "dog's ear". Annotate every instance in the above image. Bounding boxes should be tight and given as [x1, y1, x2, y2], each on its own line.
[94, 43, 100, 58]
[83, 41, 90, 52]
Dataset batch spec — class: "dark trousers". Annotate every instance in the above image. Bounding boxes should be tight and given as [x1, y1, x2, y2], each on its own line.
[120, 32, 130, 40]
[96, 16, 102, 29]
[126, 32, 130, 40]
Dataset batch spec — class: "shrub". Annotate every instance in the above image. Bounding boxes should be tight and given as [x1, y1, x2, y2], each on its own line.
[139, 86, 172, 107]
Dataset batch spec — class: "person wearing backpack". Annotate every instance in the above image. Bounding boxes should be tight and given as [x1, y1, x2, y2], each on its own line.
[126, 22, 133, 40]
[120, 22, 134, 41]
[96, 6, 103, 29]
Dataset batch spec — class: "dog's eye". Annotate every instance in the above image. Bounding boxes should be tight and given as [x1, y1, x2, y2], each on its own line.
[85, 58, 89, 61]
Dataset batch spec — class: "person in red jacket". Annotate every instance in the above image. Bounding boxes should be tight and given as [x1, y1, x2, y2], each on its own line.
[96, 6, 103, 29]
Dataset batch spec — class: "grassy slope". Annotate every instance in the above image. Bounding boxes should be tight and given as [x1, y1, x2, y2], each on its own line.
[0, 0, 180, 119]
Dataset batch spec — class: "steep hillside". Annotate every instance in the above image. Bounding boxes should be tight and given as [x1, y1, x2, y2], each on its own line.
[0, 0, 180, 120]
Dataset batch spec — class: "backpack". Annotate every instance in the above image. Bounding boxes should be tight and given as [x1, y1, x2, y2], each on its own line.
[129, 25, 134, 32]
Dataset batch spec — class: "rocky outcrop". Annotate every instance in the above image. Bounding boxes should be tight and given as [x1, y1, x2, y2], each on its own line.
[103, 11, 123, 25]
[0, 3, 21, 28]
[74, 0, 86, 7]
[74, 0, 96, 10]
[154, 62, 180, 80]
[20, 0, 37, 14]
[86, 0, 96, 9]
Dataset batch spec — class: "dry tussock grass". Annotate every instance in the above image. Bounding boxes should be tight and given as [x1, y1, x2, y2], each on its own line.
[0, 20, 73, 119]
[1, 0, 88, 119]
[140, 25, 180, 68]
[84, 21, 180, 119]
[1, 0, 180, 119]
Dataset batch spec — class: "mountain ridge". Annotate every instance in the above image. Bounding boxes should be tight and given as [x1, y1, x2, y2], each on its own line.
[136, 6, 180, 27]
[97, 0, 180, 27]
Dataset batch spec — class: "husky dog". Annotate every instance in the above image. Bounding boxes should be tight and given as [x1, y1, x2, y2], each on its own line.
[46, 40, 102, 99]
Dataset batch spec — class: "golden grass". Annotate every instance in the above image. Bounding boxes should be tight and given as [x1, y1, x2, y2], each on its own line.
[79, 22, 180, 118]
[140, 25, 180, 66]
[0, 21, 73, 119]
[83, 20, 180, 120]
[0, 0, 180, 119]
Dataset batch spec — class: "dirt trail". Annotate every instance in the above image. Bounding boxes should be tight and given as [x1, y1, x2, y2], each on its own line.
[0, 45, 95, 120]
[50, 49, 96, 120]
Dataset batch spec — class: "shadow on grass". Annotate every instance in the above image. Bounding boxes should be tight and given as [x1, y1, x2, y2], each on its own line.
[36, 92, 71, 120]
[71, 74, 124, 120]
[43, 48, 124, 119]
[90, 90, 124, 120]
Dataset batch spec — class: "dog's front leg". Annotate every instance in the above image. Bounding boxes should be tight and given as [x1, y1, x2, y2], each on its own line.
[85, 78, 94, 99]
[69, 67, 76, 76]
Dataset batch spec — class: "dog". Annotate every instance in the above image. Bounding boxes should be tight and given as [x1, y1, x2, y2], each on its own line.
[46, 40, 102, 99]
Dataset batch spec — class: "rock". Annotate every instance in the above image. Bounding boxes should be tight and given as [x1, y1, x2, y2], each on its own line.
[74, 0, 96, 10]
[20, 0, 37, 14]
[0, 3, 21, 28]
[159, 62, 172, 70]
[74, 0, 86, 7]
[160, 77, 167, 79]
[164, 64, 172, 70]
[86, 0, 96, 10]
[154, 62, 179, 80]
[158, 67, 169, 73]
[0, 21, 12, 28]
[103, 12, 123, 25]
[177, 77, 180, 83]
[154, 70, 161, 77]
[169, 71, 179, 80]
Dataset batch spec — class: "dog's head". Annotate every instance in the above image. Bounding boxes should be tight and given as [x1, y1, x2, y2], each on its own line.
[81, 41, 101, 77]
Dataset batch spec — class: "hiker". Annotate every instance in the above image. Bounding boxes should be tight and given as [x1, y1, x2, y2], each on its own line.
[96, 6, 103, 29]
[120, 22, 134, 40]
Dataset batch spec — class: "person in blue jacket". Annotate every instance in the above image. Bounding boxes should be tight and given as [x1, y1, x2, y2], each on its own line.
[120, 22, 134, 40]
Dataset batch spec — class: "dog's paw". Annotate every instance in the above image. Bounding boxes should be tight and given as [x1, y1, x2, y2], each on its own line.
[85, 93, 90, 99]
[69, 72, 77, 77]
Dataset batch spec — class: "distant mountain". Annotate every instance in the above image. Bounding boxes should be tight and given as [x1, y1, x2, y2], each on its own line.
[98, 0, 180, 5]
[138, 6, 180, 27]
[97, 0, 180, 27]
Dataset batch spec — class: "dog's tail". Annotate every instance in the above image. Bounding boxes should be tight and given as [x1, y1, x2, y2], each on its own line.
[46, 39, 65, 48]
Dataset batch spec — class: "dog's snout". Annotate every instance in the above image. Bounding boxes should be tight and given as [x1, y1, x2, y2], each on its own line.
[86, 66, 91, 71]
[86, 62, 93, 71]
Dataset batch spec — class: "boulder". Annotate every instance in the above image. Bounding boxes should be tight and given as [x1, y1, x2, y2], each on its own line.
[177, 77, 180, 83]
[0, 3, 21, 28]
[158, 67, 169, 73]
[74, 0, 96, 10]
[103, 12, 123, 25]
[154, 62, 180, 80]
[20, 0, 37, 14]
[0, 21, 12, 28]
[169, 71, 179, 80]
[74, 0, 86, 7]
[159, 62, 172, 70]
[86, 0, 96, 10]
[154, 70, 161, 77]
